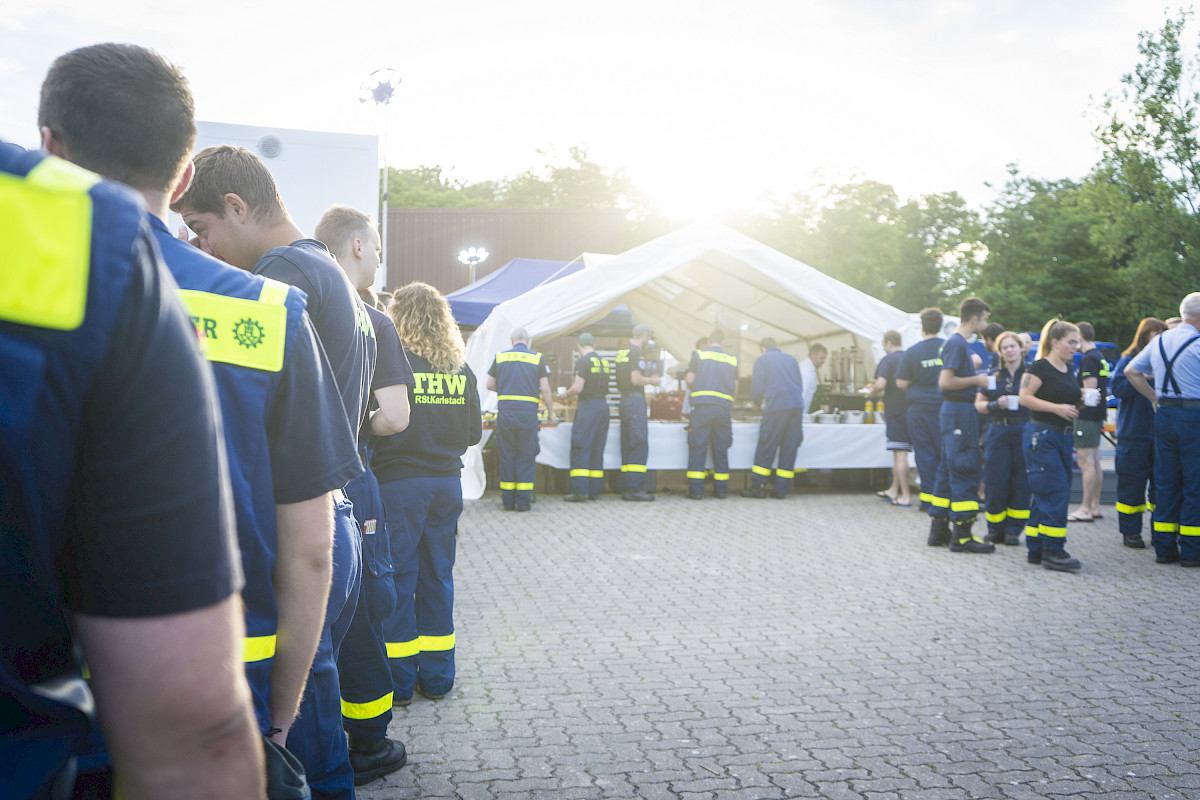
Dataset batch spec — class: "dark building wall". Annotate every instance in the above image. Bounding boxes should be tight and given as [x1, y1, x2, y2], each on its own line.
[383, 207, 626, 294]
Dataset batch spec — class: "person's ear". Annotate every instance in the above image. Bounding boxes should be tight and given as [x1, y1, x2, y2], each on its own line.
[223, 193, 250, 223]
[40, 126, 66, 158]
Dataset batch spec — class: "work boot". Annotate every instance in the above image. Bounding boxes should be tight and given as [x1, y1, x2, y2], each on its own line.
[1042, 549, 1082, 573]
[622, 490, 655, 502]
[1004, 530, 1022, 546]
[984, 528, 1005, 545]
[563, 493, 588, 503]
[927, 516, 951, 547]
[949, 519, 995, 553]
[740, 485, 767, 498]
[1122, 534, 1146, 549]
[348, 733, 408, 786]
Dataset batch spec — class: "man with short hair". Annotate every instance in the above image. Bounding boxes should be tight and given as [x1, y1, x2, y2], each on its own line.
[615, 323, 661, 501]
[980, 322, 1004, 371]
[317, 203, 413, 784]
[870, 330, 912, 506]
[927, 296, 995, 553]
[487, 327, 555, 511]
[563, 333, 611, 502]
[175, 145, 376, 799]
[1069, 321, 1109, 523]
[685, 329, 738, 499]
[39, 43, 365, 796]
[742, 337, 805, 499]
[1124, 293, 1200, 566]
[1019, 332, 1036, 365]
[897, 308, 945, 516]
[799, 342, 828, 414]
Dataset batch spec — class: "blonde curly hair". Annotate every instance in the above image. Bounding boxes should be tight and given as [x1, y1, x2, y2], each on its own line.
[388, 282, 465, 374]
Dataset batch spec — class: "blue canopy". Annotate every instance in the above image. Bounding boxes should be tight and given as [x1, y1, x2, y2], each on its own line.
[447, 258, 581, 326]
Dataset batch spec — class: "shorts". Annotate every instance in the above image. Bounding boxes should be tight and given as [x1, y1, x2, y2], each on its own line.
[885, 415, 912, 451]
[1073, 418, 1102, 449]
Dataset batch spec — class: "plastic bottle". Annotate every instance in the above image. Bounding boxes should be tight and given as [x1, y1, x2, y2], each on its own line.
[864, 400, 874, 423]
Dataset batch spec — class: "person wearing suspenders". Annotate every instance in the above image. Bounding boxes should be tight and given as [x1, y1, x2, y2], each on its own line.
[1124, 293, 1200, 567]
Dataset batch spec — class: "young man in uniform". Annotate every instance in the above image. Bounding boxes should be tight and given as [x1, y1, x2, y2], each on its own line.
[743, 337, 805, 499]
[930, 296, 995, 553]
[896, 308, 945, 518]
[174, 146, 376, 800]
[1, 138, 263, 798]
[487, 327, 555, 511]
[1069, 321, 1109, 523]
[563, 333, 611, 502]
[870, 330, 912, 506]
[39, 43, 365, 795]
[615, 323, 661, 501]
[317, 204, 414, 784]
[685, 329, 738, 499]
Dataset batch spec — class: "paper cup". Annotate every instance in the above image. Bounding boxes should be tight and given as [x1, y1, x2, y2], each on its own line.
[1006, 395, 1020, 411]
[1083, 387, 1100, 407]
[986, 375, 997, 391]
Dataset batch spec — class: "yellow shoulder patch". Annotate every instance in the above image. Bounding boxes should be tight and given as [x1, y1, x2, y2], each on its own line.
[178, 289, 287, 372]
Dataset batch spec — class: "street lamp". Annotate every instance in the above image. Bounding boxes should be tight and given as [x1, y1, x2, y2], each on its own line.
[458, 247, 489, 285]
[359, 67, 400, 287]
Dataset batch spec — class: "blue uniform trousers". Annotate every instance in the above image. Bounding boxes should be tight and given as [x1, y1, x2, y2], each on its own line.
[287, 496, 361, 800]
[982, 422, 1030, 538]
[1151, 406, 1200, 560]
[1024, 424, 1073, 560]
[379, 476, 463, 700]
[750, 408, 804, 496]
[339, 468, 397, 742]
[908, 403, 942, 512]
[1116, 437, 1155, 537]
[931, 401, 981, 522]
[687, 404, 732, 497]
[497, 408, 538, 510]
[619, 395, 650, 491]
[570, 398, 610, 497]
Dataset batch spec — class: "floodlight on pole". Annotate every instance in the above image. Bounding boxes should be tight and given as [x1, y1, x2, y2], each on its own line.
[359, 67, 400, 288]
[458, 247, 489, 285]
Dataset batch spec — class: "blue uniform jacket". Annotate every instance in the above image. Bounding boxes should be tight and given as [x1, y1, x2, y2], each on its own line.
[689, 346, 738, 408]
[490, 343, 549, 413]
[750, 347, 804, 412]
[1110, 353, 1155, 441]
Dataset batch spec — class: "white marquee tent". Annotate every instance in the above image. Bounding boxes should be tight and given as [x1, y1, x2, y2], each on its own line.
[459, 221, 922, 498]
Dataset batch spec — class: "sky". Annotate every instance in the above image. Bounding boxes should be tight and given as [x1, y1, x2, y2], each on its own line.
[0, 0, 1179, 219]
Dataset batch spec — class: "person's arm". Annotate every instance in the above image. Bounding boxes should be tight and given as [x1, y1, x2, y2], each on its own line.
[565, 374, 586, 396]
[939, 367, 988, 392]
[74, 598, 265, 799]
[685, 371, 696, 387]
[1019, 372, 1079, 420]
[268, 492, 334, 744]
[1123, 364, 1158, 408]
[895, 378, 912, 391]
[631, 368, 661, 387]
[869, 376, 887, 399]
[486, 374, 497, 392]
[974, 389, 991, 415]
[540, 376, 555, 411]
[468, 369, 484, 445]
[368, 384, 410, 435]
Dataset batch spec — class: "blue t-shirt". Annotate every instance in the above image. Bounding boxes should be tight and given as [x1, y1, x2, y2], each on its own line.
[874, 350, 907, 419]
[896, 337, 944, 407]
[939, 333, 976, 402]
[373, 350, 483, 481]
[253, 239, 376, 439]
[751, 347, 805, 413]
[976, 361, 1029, 424]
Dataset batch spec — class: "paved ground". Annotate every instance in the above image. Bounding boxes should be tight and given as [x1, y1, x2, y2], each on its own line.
[360, 486, 1200, 800]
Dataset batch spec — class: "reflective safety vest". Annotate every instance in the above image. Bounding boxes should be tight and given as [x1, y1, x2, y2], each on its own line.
[493, 345, 546, 411]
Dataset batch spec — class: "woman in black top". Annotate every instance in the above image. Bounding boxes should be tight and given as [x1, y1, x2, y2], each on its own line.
[975, 331, 1031, 546]
[374, 282, 482, 703]
[1019, 320, 1083, 573]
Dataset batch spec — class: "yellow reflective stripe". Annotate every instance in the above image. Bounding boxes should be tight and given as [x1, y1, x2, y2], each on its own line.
[570, 469, 590, 477]
[751, 465, 772, 476]
[1148, 502, 1156, 512]
[985, 511, 1007, 523]
[1025, 525, 1039, 539]
[386, 639, 419, 659]
[0, 157, 98, 330]
[177, 289, 287, 372]
[713, 473, 730, 481]
[621, 464, 647, 472]
[929, 496, 950, 509]
[1154, 521, 1179, 533]
[697, 350, 738, 366]
[588, 470, 604, 478]
[341, 692, 393, 720]
[918, 492, 936, 504]
[516, 482, 534, 491]
[257, 277, 289, 306]
[244, 635, 277, 663]
[1039, 524, 1067, 538]
[686, 471, 707, 480]
[499, 481, 516, 490]
[1181, 525, 1200, 537]
[496, 351, 541, 364]
[691, 390, 734, 402]
[951, 500, 979, 512]
[1006, 508, 1030, 520]
[418, 633, 456, 652]
[776, 469, 794, 478]
[498, 394, 539, 402]
[1116, 502, 1145, 515]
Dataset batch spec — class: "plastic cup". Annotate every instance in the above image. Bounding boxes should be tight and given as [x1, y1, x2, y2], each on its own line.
[986, 375, 997, 391]
[1083, 387, 1100, 407]
[1006, 395, 1020, 411]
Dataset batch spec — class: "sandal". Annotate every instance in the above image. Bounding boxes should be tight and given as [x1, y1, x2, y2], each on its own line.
[1066, 512, 1094, 523]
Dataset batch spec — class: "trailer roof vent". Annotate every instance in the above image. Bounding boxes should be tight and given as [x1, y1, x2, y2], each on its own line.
[257, 135, 283, 159]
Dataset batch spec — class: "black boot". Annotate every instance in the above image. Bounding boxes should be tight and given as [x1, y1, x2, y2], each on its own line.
[740, 485, 767, 498]
[949, 518, 995, 553]
[927, 516, 951, 547]
[348, 732, 408, 786]
[1042, 548, 1082, 573]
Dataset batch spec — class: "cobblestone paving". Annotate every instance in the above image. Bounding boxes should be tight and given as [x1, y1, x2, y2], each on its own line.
[359, 488, 1200, 800]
